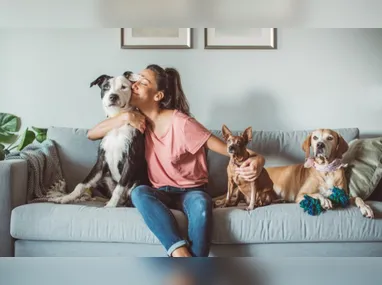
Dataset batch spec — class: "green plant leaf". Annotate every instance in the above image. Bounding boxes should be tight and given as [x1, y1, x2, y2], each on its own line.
[36, 133, 47, 143]
[0, 133, 17, 144]
[32, 126, 48, 143]
[31, 127, 47, 143]
[17, 128, 36, 151]
[0, 113, 19, 134]
[0, 130, 15, 139]
[0, 143, 5, 160]
[31, 126, 47, 134]
[0, 129, 10, 136]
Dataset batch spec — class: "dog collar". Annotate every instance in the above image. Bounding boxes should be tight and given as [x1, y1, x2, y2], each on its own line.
[304, 157, 348, 172]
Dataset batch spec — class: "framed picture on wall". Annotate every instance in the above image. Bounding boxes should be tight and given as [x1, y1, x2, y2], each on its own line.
[204, 28, 277, 49]
[121, 28, 192, 49]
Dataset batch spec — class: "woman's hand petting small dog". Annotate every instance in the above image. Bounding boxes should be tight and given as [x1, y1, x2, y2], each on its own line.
[235, 158, 264, 182]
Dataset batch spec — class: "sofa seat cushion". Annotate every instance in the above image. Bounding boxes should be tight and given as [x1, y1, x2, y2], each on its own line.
[11, 201, 382, 245]
[10, 203, 188, 244]
[212, 202, 382, 244]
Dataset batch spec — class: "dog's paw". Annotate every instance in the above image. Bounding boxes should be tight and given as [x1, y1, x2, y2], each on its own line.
[45, 191, 65, 199]
[214, 199, 226, 208]
[320, 198, 333, 210]
[360, 204, 374, 219]
[245, 205, 255, 211]
[78, 191, 92, 202]
[78, 196, 91, 202]
[49, 197, 62, 204]
[50, 196, 71, 204]
[104, 200, 118, 208]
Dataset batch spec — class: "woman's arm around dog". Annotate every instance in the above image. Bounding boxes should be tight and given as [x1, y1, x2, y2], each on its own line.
[87, 111, 146, 140]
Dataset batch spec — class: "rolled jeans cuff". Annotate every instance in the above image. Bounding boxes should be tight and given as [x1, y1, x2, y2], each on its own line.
[167, 240, 188, 256]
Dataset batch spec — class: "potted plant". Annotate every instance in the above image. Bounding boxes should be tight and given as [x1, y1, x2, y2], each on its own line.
[0, 113, 47, 160]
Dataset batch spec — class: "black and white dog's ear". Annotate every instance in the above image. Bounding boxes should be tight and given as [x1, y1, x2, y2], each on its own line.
[123, 71, 133, 79]
[123, 71, 141, 82]
[90, 74, 112, 88]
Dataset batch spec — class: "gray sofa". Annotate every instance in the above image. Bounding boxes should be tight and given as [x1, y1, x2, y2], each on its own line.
[1, 126, 382, 257]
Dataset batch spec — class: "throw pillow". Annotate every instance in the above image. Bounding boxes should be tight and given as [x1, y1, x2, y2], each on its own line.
[342, 137, 382, 200]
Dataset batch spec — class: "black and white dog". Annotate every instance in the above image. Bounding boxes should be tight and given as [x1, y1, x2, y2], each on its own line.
[52, 71, 149, 207]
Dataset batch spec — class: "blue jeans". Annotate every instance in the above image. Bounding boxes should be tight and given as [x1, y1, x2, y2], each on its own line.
[130, 184, 213, 257]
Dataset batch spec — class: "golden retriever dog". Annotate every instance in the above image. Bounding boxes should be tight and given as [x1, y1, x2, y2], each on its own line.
[266, 129, 374, 218]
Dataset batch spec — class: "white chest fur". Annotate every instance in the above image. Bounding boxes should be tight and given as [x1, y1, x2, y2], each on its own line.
[100, 125, 135, 181]
[319, 173, 335, 197]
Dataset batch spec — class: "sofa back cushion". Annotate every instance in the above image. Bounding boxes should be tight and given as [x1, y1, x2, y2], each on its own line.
[48, 126, 359, 198]
[48, 127, 100, 193]
[342, 137, 382, 200]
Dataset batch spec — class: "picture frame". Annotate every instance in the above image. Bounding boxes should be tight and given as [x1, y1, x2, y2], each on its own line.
[120, 28, 192, 49]
[204, 28, 277, 49]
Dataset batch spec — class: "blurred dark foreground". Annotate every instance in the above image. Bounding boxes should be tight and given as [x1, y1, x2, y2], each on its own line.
[1, 257, 382, 285]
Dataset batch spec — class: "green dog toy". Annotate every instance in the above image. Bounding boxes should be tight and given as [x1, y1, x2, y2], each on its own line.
[300, 187, 349, 216]
[300, 195, 324, 216]
[329, 187, 350, 207]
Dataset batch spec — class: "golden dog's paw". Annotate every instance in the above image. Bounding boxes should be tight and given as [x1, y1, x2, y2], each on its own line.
[245, 205, 255, 211]
[320, 198, 333, 210]
[360, 204, 374, 219]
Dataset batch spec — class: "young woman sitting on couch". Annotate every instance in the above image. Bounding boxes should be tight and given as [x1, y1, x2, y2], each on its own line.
[87, 64, 264, 257]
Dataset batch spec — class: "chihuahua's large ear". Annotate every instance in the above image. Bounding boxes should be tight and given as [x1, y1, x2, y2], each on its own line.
[222, 125, 232, 141]
[90, 74, 112, 88]
[242, 126, 253, 144]
[302, 133, 312, 158]
[336, 134, 349, 158]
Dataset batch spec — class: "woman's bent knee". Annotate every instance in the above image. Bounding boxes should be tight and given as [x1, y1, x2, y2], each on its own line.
[187, 191, 213, 214]
[196, 191, 212, 207]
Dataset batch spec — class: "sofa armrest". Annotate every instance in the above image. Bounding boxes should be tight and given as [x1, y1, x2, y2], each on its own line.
[0, 159, 27, 256]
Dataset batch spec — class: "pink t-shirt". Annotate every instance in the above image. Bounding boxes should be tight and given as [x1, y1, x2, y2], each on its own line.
[145, 110, 212, 189]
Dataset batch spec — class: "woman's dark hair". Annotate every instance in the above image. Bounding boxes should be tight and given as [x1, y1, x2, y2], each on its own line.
[146, 64, 190, 116]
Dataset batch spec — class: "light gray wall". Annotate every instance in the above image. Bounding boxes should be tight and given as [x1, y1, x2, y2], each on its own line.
[1, 28, 382, 136]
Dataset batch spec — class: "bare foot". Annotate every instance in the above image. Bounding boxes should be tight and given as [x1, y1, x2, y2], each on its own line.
[171, 246, 192, 257]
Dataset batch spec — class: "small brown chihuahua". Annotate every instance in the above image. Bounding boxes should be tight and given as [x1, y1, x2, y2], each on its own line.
[216, 125, 278, 211]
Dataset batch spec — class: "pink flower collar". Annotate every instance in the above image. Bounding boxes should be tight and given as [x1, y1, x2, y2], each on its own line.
[304, 157, 348, 172]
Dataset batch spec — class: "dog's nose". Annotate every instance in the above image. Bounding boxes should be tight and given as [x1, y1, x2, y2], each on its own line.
[317, 142, 325, 149]
[228, 145, 235, 152]
[109, 94, 118, 102]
